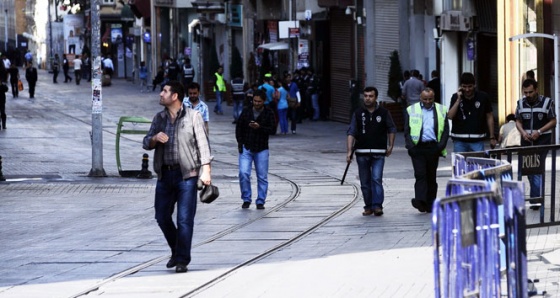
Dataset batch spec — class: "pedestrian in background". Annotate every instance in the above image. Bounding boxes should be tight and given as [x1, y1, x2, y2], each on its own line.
[73, 55, 82, 85]
[286, 73, 301, 134]
[62, 54, 72, 83]
[52, 54, 60, 84]
[152, 66, 165, 92]
[405, 88, 449, 213]
[183, 82, 210, 132]
[498, 113, 520, 148]
[276, 79, 289, 134]
[0, 61, 7, 129]
[2, 55, 10, 70]
[347, 86, 396, 216]
[244, 83, 258, 109]
[447, 72, 496, 152]
[399, 70, 410, 92]
[25, 61, 38, 98]
[426, 70, 441, 103]
[8, 63, 19, 98]
[181, 58, 195, 87]
[139, 61, 148, 92]
[236, 89, 276, 210]
[293, 69, 305, 123]
[401, 69, 424, 107]
[24, 50, 33, 67]
[166, 58, 179, 82]
[515, 78, 557, 210]
[143, 80, 213, 273]
[83, 53, 91, 82]
[230, 73, 246, 124]
[103, 55, 114, 78]
[213, 65, 226, 115]
[306, 67, 321, 121]
[258, 74, 275, 106]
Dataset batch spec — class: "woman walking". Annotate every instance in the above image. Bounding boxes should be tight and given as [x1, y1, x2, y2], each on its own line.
[8, 63, 19, 98]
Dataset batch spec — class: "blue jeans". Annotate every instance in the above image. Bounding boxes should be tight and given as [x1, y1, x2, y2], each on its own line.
[311, 93, 320, 120]
[154, 169, 198, 265]
[232, 97, 243, 121]
[214, 91, 223, 113]
[356, 154, 385, 210]
[453, 140, 485, 153]
[239, 146, 269, 204]
[528, 174, 542, 198]
[278, 108, 288, 133]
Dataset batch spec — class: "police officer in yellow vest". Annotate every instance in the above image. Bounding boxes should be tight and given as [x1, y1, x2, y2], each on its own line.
[404, 88, 449, 213]
[213, 65, 226, 115]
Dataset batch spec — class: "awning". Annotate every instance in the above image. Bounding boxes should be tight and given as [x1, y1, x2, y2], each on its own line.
[128, 0, 150, 20]
[23, 32, 41, 43]
[258, 42, 290, 51]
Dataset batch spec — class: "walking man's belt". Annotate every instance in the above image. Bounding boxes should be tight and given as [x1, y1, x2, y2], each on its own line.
[355, 149, 387, 154]
[162, 164, 181, 170]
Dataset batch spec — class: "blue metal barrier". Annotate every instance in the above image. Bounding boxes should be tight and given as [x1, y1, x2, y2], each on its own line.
[461, 145, 560, 228]
[433, 154, 527, 297]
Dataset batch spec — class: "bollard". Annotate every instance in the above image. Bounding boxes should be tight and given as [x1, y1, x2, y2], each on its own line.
[136, 153, 153, 179]
[0, 156, 5, 181]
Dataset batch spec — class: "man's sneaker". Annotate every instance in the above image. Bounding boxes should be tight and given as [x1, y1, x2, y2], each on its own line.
[256, 204, 265, 210]
[242, 202, 250, 209]
[362, 209, 374, 216]
[372, 207, 384, 216]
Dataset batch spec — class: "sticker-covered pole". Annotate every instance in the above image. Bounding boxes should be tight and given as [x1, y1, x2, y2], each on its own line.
[88, 0, 106, 177]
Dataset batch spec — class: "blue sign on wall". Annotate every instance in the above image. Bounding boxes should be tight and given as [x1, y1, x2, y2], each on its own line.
[229, 5, 243, 27]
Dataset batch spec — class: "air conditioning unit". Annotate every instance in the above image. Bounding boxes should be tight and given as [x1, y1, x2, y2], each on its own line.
[440, 11, 471, 32]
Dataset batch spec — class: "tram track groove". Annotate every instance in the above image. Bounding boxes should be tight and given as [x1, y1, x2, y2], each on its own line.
[67, 159, 359, 298]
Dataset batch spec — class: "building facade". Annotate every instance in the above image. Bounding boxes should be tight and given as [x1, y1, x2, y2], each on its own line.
[10, 0, 560, 132]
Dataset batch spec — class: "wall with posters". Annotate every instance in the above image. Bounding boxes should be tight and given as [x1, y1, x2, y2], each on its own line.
[63, 14, 84, 60]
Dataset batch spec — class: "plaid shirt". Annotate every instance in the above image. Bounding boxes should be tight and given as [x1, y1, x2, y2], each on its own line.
[235, 106, 276, 152]
[162, 109, 181, 165]
[184, 97, 209, 122]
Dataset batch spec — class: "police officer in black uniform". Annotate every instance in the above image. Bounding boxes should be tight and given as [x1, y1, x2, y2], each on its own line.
[182, 58, 195, 87]
[515, 78, 557, 209]
[346, 86, 397, 216]
[166, 58, 180, 82]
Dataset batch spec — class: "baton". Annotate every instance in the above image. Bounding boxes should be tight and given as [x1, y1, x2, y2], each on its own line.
[341, 148, 355, 185]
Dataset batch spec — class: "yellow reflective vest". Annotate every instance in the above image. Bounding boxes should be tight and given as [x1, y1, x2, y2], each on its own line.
[407, 103, 448, 157]
[213, 72, 226, 92]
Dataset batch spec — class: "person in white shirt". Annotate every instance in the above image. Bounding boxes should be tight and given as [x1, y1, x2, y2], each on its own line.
[2, 56, 11, 70]
[103, 56, 114, 78]
[73, 55, 83, 85]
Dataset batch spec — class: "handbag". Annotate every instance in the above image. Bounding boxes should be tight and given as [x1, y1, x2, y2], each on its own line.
[288, 97, 298, 109]
[197, 179, 219, 203]
[18, 79, 24, 91]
